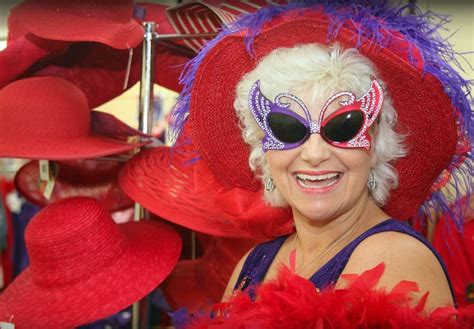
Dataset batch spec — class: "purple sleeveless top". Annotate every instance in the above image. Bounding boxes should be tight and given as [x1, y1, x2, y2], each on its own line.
[234, 219, 455, 302]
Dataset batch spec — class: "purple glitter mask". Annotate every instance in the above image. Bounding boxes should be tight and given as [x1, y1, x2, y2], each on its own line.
[248, 77, 384, 151]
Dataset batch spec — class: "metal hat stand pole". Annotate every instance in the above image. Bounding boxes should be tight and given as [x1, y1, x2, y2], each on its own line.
[132, 23, 216, 329]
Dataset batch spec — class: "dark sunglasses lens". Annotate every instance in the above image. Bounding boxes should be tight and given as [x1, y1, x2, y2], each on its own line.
[268, 113, 308, 144]
[323, 110, 364, 143]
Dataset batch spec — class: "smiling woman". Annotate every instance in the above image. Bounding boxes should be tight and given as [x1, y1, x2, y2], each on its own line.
[226, 40, 454, 313]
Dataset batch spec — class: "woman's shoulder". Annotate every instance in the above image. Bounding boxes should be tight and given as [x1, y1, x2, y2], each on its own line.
[340, 220, 454, 311]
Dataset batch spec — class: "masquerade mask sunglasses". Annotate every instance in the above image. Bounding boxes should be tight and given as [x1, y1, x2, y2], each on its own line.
[248, 77, 384, 151]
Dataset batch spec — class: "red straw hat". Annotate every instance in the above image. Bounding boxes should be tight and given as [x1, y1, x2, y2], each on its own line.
[0, 76, 148, 160]
[0, 3, 193, 105]
[120, 3, 472, 237]
[119, 125, 294, 238]
[15, 160, 133, 212]
[162, 235, 260, 311]
[10, 0, 144, 50]
[0, 196, 181, 328]
[1, 6, 193, 108]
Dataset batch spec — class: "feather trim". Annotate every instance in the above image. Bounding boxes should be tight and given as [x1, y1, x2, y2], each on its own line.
[184, 263, 474, 329]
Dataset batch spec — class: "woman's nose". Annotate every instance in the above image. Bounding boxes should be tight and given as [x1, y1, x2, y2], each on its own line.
[300, 133, 332, 166]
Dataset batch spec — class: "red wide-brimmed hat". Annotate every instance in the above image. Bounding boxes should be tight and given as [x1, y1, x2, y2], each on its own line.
[15, 160, 133, 212]
[0, 197, 181, 328]
[120, 2, 472, 237]
[0, 77, 148, 160]
[10, 0, 144, 50]
[0, 3, 193, 107]
[119, 125, 293, 238]
[162, 235, 260, 311]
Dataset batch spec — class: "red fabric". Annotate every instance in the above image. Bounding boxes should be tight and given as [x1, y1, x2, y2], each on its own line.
[162, 235, 260, 311]
[0, 77, 147, 160]
[433, 213, 474, 307]
[189, 263, 474, 328]
[0, 178, 14, 287]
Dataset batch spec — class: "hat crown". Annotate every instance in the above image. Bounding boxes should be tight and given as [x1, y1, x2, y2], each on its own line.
[26, 197, 125, 287]
[0, 77, 90, 140]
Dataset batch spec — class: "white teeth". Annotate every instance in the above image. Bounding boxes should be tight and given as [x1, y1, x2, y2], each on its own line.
[295, 173, 339, 181]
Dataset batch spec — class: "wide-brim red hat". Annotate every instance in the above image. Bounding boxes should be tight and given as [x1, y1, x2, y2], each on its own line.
[1, 3, 193, 108]
[0, 197, 181, 328]
[121, 2, 472, 237]
[10, 0, 144, 50]
[120, 125, 294, 238]
[0, 77, 148, 160]
[15, 160, 133, 212]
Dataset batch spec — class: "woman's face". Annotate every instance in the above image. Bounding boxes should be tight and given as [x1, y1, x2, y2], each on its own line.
[265, 95, 374, 223]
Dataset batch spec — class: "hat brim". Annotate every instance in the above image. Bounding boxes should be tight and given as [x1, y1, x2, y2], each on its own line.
[119, 145, 252, 237]
[187, 10, 459, 221]
[14, 161, 133, 212]
[0, 220, 181, 328]
[119, 139, 294, 238]
[0, 133, 148, 160]
[11, 2, 144, 50]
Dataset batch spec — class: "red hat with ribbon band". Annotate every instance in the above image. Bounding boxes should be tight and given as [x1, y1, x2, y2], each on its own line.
[0, 76, 149, 160]
[0, 197, 181, 328]
[14, 160, 133, 212]
[9, 0, 144, 50]
[123, 2, 472, 237]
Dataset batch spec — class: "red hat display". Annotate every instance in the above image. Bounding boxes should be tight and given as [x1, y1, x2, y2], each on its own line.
[0, 77, 148, 160]
[0, 197, 181, 328]
[120, 3, 472, 237]
[162, 235, 260, 311]
[14, 160, 133, 212]
[0, 3, 193, 107]
[10, 0, 144, 50]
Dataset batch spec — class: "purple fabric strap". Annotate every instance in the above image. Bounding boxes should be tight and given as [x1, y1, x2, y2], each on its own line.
[234, 219, 455, 302]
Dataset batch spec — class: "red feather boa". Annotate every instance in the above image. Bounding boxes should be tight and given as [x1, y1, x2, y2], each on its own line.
[187, 263, 474, 328]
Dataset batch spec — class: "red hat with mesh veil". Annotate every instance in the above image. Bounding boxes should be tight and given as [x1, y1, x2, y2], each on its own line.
[120, 2, 472, 237]
[9, 0, 144, 50]
[0, 196, 181, 328]
[14, 160, 133, 212]
[0, 77, 149, 160]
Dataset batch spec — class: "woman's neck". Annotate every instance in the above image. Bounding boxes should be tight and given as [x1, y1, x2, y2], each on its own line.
[291, 195, 388, 256]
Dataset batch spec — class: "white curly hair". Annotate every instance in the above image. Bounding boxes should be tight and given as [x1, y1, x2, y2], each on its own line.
[234, 43, 406, 207]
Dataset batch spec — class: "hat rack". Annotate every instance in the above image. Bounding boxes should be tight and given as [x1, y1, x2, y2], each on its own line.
[132, 22, 217, 329]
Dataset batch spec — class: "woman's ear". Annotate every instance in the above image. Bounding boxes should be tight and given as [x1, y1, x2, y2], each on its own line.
[369, 146, 378, 168]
